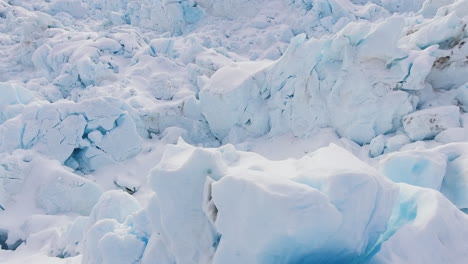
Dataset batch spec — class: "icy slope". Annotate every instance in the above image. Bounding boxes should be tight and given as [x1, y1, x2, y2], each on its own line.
[1, 0, 468, 263]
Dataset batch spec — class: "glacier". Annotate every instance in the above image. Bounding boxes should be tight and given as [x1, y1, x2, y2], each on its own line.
[1, 0, 468, 263]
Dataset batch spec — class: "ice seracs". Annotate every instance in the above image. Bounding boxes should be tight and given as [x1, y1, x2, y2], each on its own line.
[2, 0, 468, 263]
[0, 97, 143, 172]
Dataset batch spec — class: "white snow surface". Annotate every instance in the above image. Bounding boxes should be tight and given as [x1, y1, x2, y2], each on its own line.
[1, 0, 468, 263]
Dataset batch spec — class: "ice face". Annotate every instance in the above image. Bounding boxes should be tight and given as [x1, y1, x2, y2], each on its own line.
[0, 97, 142, 172]
[402, 106, 461, 141]
[82, 218, 146, 264]
[137, 141, 468, 264]
[210, 145, 398, 264]
[0, 151, 102, 215]
[200, 17, 420, 144]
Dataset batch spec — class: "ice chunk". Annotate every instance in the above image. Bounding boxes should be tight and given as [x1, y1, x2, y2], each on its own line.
[0, 151, 102, 215]
[402, 106, 461, 141]
[427, 40, 468, 90]
[82, 191, 147, 264]
[380, 150, 447, 190]
[87, 190, 141, 228]
[136, 141, 468, 264]
[402, 12, 465, 50]
[52, 216, 89, 258]
[199, 60, 273, 140]
[419, 0, 456, 18]
[0, 83, 39, 125]
[200, 17, 417, 144]
[369, 134, 386, 157]
[384, 134, 411, 153]
[435, 127, 468, 143]
[441, 154, 468, 209]
[82, 219, 146, 264]
[126, 0, 203, 35]
[456, 83, 468, 111]
[147, 140, 227, 264]
[370, 184, 468, 264]
[211, 144, 397, 263]
[0, 97, 142, 171]
[211, 174, 343, 263]
[36, 162, 103, 215]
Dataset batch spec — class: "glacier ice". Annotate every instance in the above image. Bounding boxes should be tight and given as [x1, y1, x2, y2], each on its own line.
[380, 149, 447, 190]
[402, 106, 461, 141]
[0, 151, 102, 215]
[0, 97, 143, 172]
[200, 16, 426, 144]
[127, 141, 468, 264]
[2, 0, 468, 263]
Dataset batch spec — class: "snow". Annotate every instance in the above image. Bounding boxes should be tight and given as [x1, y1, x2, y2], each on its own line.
[2, 0, 468, 263]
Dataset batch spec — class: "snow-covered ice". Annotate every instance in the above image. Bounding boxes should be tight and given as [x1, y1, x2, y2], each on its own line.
[2, 0, 468, 263]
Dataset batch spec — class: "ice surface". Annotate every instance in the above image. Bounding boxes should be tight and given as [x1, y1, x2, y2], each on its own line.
[210, 144, 397, 263]
[370, 184, 468, 264]
[0, 151, 102, 215]
[2, 0, 468, 263]
[200, 16, 424, 144]
[380, 150, 447, 190]
[402, 106, 461, 141]
[82, 219, 146, 264]
[0, 97, 142, 172]
[137, 141, 468, 264]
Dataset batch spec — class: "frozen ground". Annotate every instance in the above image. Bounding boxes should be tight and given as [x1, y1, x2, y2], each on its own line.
[1, 0, 468, 263]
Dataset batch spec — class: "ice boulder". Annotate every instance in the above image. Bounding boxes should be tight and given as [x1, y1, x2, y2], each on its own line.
[402, 106, 461, 141]
[378, 142, 468, 210]
[0, 83, 38, 124]
[82, 191, 149, 264]
[52, 216, 89, 258]
[0, 150, 102, 215]
[379, 150, 447, 190]
[87, 190, 141, 228]
[126, 0, 203, 35]
[147, 139, 230, 264]
[0, 97, 142, 172]
[370, 184, 468, 264]
[82, 218, 146, 264]
[137, 141, 468, 264]
[435, 127, 468, 143]
[441, 153, 468, 209]
[211, 144, 398, 263]
[199, 60, 273, 140]
[456, 83, 468, 112]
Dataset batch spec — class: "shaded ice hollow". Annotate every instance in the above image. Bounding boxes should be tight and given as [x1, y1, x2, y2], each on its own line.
[1, 0, 468, 263]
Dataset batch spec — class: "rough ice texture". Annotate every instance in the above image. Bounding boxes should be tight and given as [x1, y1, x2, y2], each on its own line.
[402, 106, 461, 141]
[0, 97, 142, 172]
[82, 191, 147, 264]
[2, 0, 468, 263]
[134, 141, 468, 264]
[200, 16, 424, 144]
[0, 150, 102, 215]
